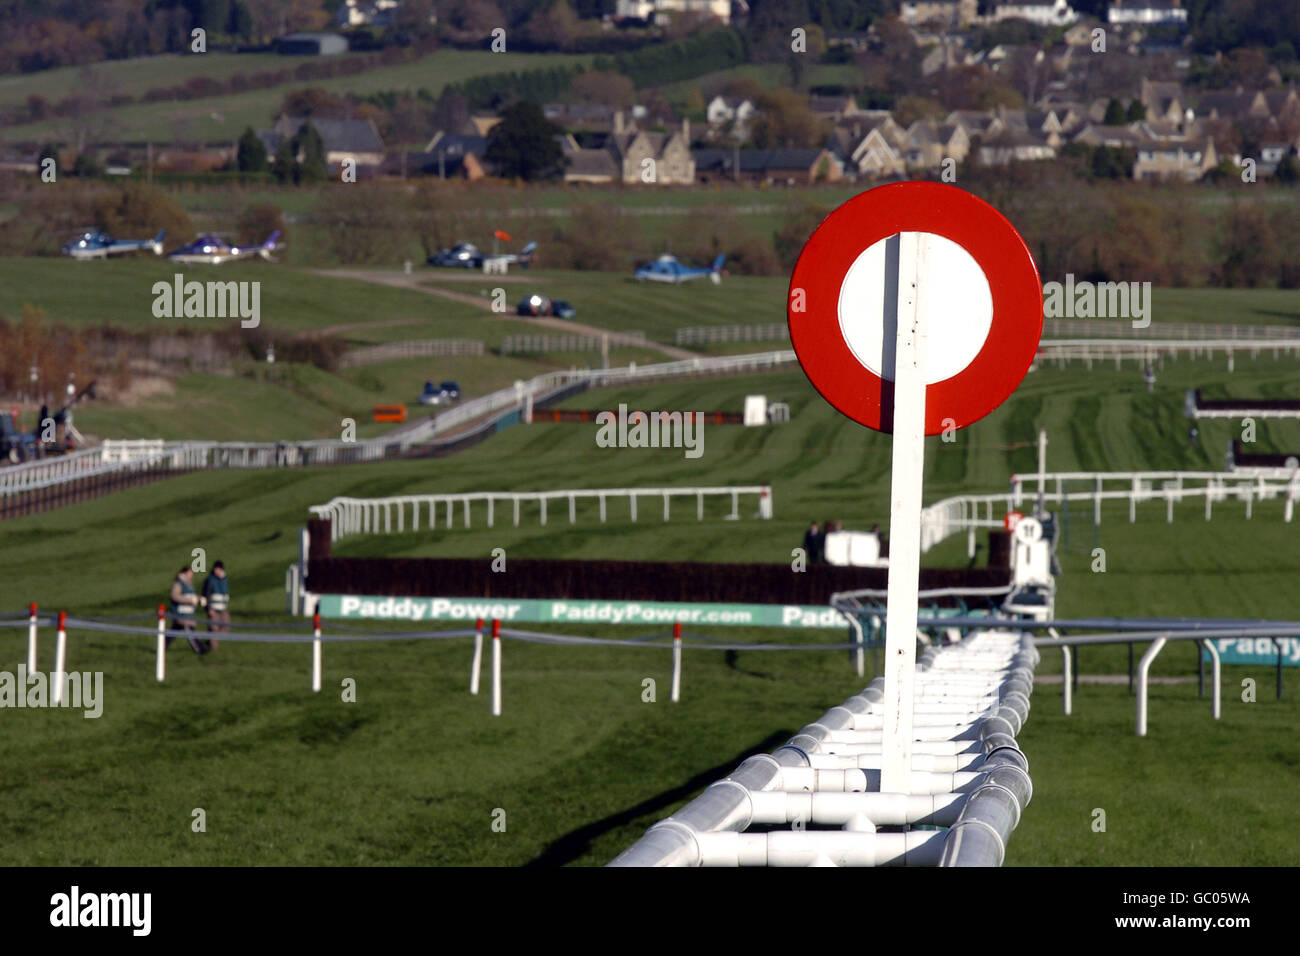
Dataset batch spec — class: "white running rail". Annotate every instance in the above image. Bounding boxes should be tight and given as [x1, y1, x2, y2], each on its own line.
[309, 485, 774, 543]
[610, 630, 1038, 867]
[1, 351, 798, 500]
[917, 469, 1300, 556]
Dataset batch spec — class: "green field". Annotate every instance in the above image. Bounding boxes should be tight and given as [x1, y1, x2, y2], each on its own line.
[0, 50, 591, 146]
[2, 353, 1300, 865]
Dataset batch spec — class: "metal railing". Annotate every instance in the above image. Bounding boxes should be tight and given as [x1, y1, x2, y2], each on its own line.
[1, 351, 798, 516]
[675, 323, 790, 346]
[1043, 319, 1300, 341]
[610, 630, 1038, 867]
[500, 332, 647, 354]
[339, 338, 484, 367]
[1037, 338, 1300, 366]
[309, 485, 774, 543]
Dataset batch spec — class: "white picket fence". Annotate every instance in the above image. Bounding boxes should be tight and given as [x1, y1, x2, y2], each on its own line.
[309, 485, 774, 543]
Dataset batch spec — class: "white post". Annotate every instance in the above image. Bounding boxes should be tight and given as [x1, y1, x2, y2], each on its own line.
[52, 612, 67, 706]
[1203, 640, 1221, 720]
[1036, 429, 1047, 516]
[1136, 636, 1167, 736]
[1062, 644, 1072, 716]
[881, 231, 928, 795]
[470, 618, 484, 695]
[491, 619, 502, 716]
[27, 603, 37, 673]
[671, 622, 682, 702]
[156, 604, 167, 682]
[312, 610, 322, 693]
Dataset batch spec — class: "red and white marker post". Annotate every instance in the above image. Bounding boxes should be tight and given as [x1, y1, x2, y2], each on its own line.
[491, 619, 502, 716]
[788, 182, 1042, 794]
[156, 604, 167, 682]
[671, 621, 682, 702]
[52, 611, 68, 706]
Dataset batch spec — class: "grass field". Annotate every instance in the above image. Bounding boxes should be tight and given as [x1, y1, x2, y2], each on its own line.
[0, 50, 591, 146]
[2, 355, 1300, 865]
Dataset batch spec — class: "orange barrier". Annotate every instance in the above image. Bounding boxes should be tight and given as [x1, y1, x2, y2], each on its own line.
[373, 404, 407, 423]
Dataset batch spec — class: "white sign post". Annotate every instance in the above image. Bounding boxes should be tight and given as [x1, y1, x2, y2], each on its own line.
[787, 182, 1044, 798]
[880, 232, 928, 793]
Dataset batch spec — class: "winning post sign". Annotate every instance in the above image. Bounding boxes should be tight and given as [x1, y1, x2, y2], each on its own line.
[787, 182, 1043, 793]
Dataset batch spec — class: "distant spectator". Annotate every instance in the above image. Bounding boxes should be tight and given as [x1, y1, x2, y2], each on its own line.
[202, 561, 230, 652]
[168, 566, 208, 655]
[803, 521, 823, 564]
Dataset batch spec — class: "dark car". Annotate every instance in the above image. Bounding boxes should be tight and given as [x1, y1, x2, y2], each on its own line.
[439, 381, 460, 400]
[516, 295, 575, 318]
[427, 242, 483, 268]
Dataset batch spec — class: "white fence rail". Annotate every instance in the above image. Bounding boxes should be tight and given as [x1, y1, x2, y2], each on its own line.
[675, 323, 790, 346]
[500, 332, 647, 354]
[1043, 319, 1300, 341]
[610, 631, 1037, 867]
[339, 338, 484, 367]
[1036, 339, 1300, 367]
[309, 485, 774, 543]
[2, 351, 797, 501]
[919, 469, 1300, 557]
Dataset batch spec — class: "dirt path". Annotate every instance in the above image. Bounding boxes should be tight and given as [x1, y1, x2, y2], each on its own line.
[315, 268, 698, 360]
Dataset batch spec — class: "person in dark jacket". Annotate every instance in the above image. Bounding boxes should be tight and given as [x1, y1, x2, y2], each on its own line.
[802, 521, 822, 564]
[202, 561, 230, 652]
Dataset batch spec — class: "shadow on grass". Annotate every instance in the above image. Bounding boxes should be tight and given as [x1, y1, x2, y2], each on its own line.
[524, 729, 792, 868]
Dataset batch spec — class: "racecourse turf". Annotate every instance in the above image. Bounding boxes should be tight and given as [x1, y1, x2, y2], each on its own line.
[1, 356, 1299, 865]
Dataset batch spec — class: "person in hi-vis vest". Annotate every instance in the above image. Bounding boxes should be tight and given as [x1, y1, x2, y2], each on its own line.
[202, 561, 230, 651]
[168, 566, 210, 655]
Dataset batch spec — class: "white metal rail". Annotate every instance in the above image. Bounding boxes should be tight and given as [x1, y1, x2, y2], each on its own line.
[610, 630, 1038, 867]
[309, 485, 774, 542]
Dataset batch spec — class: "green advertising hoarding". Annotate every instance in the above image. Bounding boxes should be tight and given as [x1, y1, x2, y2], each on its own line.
[1202, 636, 1300, 667]
[316, 594, 849, 629]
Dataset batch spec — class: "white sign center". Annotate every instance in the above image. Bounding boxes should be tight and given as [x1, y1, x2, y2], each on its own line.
[837, 232, 993, 385]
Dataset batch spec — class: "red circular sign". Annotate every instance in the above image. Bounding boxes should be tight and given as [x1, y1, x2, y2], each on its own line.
[1004, 510, 1025, 532]
[787, 182, 1042, 435]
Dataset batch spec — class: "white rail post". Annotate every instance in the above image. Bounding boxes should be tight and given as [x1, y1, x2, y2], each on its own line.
[491, 619, 502, 716]
[1094, 476, 1102, 525]
[52, 611, 68, 706]
[156, 604, 167, 682]
[27, 602, 37, 673]
[671, 621, 682, 702]
[1050, 627, 1071, 715]
[312, 609, 322, 693]
[470, 617, 484, 695]
[881, 231, 928, 796]
[1036, 429, 1047, 516]
[1136, 636, 1167, 736]
[1202, 639, 1221, 720]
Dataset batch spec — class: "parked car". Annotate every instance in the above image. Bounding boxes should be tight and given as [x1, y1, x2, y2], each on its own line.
[417, 381, 461, 406]
[516, 295, 575, 318]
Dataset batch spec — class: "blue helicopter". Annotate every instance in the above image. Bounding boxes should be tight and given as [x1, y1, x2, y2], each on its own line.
[634, 253, 726, 285]
[62, 229, 165, 260]
[167, 231, 281, 265]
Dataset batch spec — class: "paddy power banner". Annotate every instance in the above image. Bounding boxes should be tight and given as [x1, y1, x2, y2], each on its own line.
[316, 594, 849, 629]
[1202, 636, 1300, 667]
